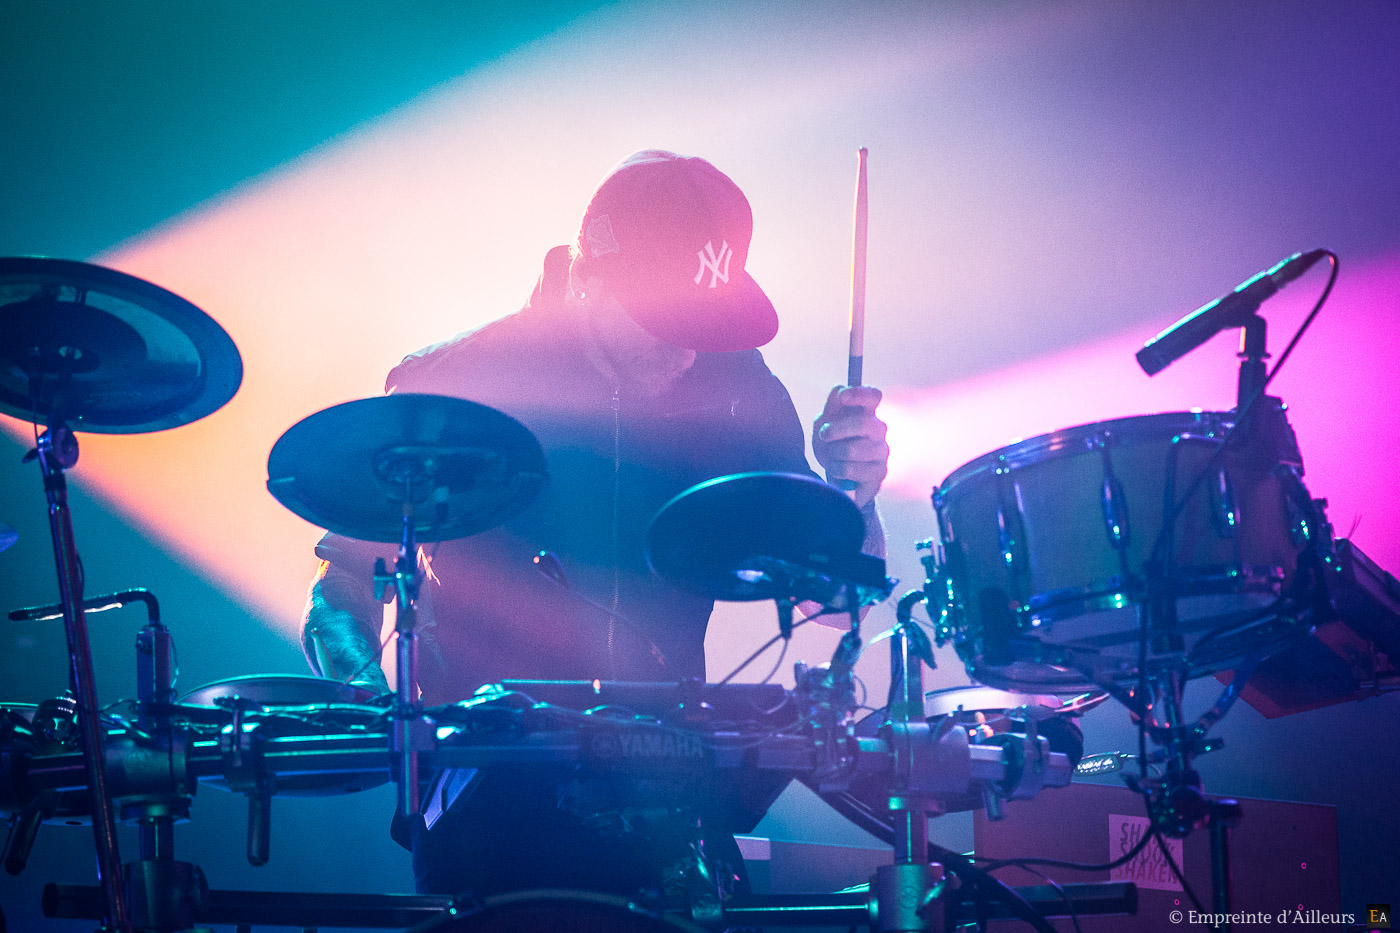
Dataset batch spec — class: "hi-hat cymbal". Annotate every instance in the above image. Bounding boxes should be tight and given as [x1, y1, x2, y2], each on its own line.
[267, 393, 547, 543]
[0, 257, 243, 433]
[645, 472, 878, 602]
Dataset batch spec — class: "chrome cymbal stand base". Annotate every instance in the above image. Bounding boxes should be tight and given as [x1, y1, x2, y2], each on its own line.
[872, 862, 946, 933]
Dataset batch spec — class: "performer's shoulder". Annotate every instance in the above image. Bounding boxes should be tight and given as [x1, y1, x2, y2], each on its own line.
[384, 311, 542, 394]
[386, 246, 572, 395]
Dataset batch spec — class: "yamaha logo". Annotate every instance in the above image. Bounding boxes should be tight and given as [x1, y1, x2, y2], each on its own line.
[585, 727, 706, 763]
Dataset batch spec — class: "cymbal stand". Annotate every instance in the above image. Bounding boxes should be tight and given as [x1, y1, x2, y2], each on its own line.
[876, 615, 946, 932]
[1122, 314, 1318, 931]
[127, 593, 208, 931]
[25, 416, 132, 932]
[794, 590, 862, 788]
[372, 464, 431, 818]
[1112, 601, 1255, 933]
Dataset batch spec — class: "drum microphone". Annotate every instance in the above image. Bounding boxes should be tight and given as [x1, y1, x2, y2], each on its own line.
[532, 550, 571, 588]
[532, 551, 668, 666]
[1136, 249, 1327, 376]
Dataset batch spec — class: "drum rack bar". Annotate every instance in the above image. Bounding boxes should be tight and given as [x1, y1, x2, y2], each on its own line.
[43, 886, 454, 929]
[44, 882, 1136, 929]
[12, 727, 1058, 803]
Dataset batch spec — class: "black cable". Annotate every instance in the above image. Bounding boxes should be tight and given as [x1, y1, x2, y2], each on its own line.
[1138, 607, 1150, 784]
[755, 634, 791, 686]
[1258, 251, 1339, 395]
[339, 627, 398, 692]
[1152, 822, 1206, 917]
[1006, 864, 1082, 933]
[1, 813, 16, 867]
[978, 810, 1155, 873]
[718, 616, 821, 685]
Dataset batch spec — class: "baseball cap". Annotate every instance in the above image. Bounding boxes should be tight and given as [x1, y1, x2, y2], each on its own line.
[575, 150, 778, 353]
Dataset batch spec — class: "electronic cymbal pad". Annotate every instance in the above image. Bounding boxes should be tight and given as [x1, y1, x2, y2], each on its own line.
[266, 393, 547, 543]
[0, 256, 242, 433]
[645, 471, 886, 603]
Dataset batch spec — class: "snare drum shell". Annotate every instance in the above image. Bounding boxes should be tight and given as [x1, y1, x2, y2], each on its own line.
[934, 412, 1314, 691]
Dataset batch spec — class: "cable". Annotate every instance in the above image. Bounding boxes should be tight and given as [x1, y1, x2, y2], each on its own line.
[1258, 251, 1339, 394]
[339, 627, 398, 693]
[755, 635, 791, 686]
[978, 812, 1155, 873]
[1005, 864, 1082, 933]
[1, 813, 16, 867]
[852, 673, 869, 712]
[717, 616, 824, 685]
[1152, 822, 1206, 916]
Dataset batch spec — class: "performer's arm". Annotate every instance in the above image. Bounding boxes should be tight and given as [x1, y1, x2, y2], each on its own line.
[805, 384, 891, 628]
[302, 558, 391, 694]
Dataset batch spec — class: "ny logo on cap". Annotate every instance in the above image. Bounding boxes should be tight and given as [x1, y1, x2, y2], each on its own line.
[694, 240, 732, 288]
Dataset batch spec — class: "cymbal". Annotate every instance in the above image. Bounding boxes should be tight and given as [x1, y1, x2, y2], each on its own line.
[0, 257, 243, 433]
[267, 393, 547, 543]
[645, 472, 873, 602]
[178, 674, 380, 711]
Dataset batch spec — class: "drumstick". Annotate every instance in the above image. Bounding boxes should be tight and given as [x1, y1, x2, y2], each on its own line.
[838, 148, 868, 492]
[848, 147, 869, 388]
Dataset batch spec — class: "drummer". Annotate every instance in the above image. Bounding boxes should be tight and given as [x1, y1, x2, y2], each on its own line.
[301, 149, 890, 899]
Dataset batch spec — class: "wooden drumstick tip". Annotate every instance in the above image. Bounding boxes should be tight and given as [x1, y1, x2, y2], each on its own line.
[848, 147, 869, 388]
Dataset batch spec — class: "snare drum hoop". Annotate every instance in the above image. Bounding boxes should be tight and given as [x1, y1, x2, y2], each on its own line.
[934, 411, 1233, 493]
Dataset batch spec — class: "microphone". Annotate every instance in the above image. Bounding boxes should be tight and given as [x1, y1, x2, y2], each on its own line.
[532, 550, 570, 588]
[1136, 249, 1327, 376]
[532, 550, 668, 666]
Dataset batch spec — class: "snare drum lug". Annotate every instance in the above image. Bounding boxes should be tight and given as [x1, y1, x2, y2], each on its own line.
[977, 588, 1017, 666]
[1101, 476, 1131, 549]
[1209, 469, 1239, 539]
[1098, 444, 1132, 551]
[995, 504, 1031, 602]
[1282, 482, 1318, 549]
[916, 540, 955, 647]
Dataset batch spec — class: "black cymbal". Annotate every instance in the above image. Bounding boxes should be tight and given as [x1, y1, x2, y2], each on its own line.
[0, 256, 243, 433]
[267, 393, 547, 543]
[178, 674, 380, 711]
[645, 472, 871, 602]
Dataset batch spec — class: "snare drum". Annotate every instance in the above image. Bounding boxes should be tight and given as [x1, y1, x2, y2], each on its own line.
[932, 411, 1322, 691]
